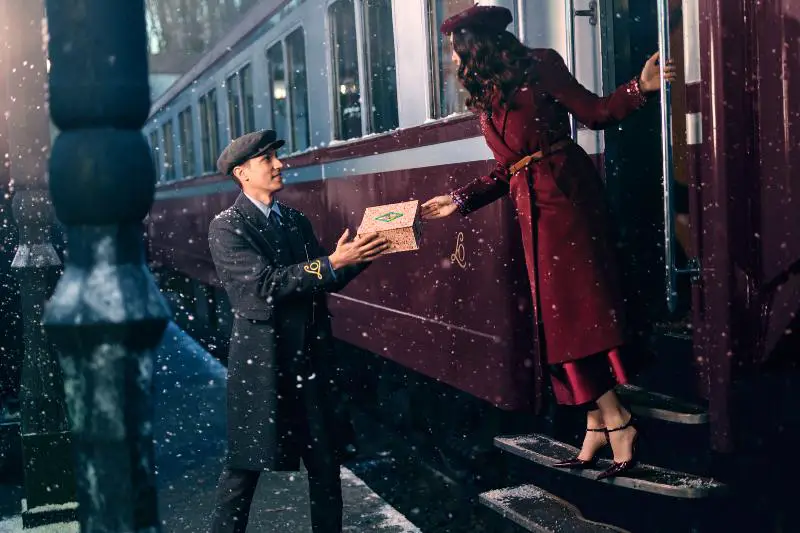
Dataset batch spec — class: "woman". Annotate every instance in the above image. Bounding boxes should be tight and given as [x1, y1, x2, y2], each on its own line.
[422, 5, 676, 480]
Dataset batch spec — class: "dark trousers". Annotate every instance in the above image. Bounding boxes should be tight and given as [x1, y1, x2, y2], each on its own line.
[211, 374, 342, 533]
[209, 461, 342, 533]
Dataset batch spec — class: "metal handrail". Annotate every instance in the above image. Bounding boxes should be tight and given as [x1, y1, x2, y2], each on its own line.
[565, 0, 578, 140]
[656, 0, 677, 313]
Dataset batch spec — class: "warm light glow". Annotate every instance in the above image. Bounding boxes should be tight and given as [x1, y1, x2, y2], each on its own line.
[273, 81, 286, 100]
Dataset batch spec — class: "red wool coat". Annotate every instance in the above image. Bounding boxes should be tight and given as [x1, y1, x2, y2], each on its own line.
[452, 48, 647, 366]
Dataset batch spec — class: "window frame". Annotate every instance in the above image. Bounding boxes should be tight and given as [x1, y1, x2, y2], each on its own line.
[224, 61, 256, 140]
[424, 0, 475, 120]
[425, 0, 444, 119]
[326, 0, 399, 141]
[284, 26, 311, 153]
[360, 0, 399, 134]
[198, 87, 221, 174]
[264, 22, 310, 154]
[148, 128, 161, 180]
[424, 0, 518, 120]
[177, 106, 196, 179]
[161, 118, 176, 182]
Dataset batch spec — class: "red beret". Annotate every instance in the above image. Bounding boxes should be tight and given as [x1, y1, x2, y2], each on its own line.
[440, 4, 513, 35]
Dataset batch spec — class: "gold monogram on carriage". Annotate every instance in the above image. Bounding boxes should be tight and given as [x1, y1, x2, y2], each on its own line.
[451, 232, 467, 269]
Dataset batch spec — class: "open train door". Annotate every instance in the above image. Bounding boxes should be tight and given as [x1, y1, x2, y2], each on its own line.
[606, 0, 708, 402]
[521, 1, 705, 401]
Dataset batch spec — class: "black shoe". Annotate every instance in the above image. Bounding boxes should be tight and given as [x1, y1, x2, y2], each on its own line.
[597, 417, 640, 480]
[553, 427, 608, 469]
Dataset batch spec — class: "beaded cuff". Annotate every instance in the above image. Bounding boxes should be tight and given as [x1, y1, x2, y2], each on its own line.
[450, 191, 469, 216]
[624, 77, 648, 108]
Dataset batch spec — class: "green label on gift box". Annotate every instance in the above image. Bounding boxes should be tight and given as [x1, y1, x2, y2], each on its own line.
[375, 211, 403, 223]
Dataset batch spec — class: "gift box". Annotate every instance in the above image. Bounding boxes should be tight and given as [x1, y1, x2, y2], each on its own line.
[356, 200, 422, 254]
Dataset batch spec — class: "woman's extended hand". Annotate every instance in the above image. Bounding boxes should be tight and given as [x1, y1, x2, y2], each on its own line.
[638, 51, 677, 93]
[421, 195, 458, 219]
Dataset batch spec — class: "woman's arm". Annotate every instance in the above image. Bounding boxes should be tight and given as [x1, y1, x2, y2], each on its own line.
[538, 48, 647, 130]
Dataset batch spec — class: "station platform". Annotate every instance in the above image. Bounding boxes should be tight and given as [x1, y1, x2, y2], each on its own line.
[0, 323, 421, 533]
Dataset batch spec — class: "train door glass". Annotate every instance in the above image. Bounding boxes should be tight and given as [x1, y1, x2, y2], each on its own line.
[328, 0, 362, 140]
[425, 0, 473, 118]
[519, 0, 606, 158]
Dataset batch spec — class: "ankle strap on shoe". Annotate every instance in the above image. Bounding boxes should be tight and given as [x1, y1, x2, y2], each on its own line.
[606, 417, 635, 433]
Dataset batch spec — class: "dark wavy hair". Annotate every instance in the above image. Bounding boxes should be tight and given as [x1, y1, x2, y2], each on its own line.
[452, 28, 535, 113]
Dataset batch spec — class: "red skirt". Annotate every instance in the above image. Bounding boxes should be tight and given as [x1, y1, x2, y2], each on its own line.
[549, 348, 631, 406]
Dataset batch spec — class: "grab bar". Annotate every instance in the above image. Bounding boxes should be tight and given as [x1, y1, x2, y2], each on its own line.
[565, 0, 578, 140]
[656, 0, 677, 313]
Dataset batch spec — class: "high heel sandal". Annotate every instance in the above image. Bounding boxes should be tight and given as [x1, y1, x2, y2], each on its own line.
[596, 416, 640, 480]
[553, 427, 609, 469]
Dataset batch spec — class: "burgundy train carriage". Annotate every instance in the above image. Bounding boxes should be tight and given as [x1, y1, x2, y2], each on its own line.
[144, 0, 799, 530]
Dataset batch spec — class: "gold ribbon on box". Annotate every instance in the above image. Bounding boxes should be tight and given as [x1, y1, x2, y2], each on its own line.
[303, 259, 323, 280]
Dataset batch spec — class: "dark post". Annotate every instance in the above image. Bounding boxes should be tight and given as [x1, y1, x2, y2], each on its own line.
[41, 0, 170, 531]
[2, 0, 77, 527]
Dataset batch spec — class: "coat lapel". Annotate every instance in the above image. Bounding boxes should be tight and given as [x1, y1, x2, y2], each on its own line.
[481, 112, 523, 164]
[275, 205, 310, 262]
[232, 193, 293, 265]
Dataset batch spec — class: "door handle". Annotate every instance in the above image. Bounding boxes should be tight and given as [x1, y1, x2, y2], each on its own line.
[575, 0, 598, 26]
[565, 0, 600, 141]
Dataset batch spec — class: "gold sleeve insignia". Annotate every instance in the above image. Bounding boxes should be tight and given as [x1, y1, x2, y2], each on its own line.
[303, 259, 323, 280]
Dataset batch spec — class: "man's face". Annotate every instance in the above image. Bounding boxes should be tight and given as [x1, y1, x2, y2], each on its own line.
[236, 151, 284, 193]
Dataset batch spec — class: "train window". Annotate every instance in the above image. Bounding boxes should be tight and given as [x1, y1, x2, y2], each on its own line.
[426, 0, 471, 118]
[266, 42, 290, 150]
[285, 28, 310, 152]
[267, 29, 311, 153]
[148, 130, 160, 178]
[161, 120, 176, 181]
[199, 89, 220, 173]
[178, 107, 195, 177]
[329, 0, 362, 140]
[363, 0, 399, 133]
[226, 74, 242, 139]
[240, 66, 255, 134]
[226, 64, 255, 139]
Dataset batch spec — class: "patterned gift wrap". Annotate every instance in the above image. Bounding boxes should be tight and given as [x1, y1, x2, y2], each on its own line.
[356, 200, 422, 254]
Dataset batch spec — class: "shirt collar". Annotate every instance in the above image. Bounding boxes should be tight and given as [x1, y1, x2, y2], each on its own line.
[243, 192, 281, 220]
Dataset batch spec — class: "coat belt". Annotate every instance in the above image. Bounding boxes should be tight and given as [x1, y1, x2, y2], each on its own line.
[508, 138, 573, 175]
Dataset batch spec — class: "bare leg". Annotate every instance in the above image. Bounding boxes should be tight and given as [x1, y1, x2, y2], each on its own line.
[577, 408, 608, 461]
[595, 390, 637, 463]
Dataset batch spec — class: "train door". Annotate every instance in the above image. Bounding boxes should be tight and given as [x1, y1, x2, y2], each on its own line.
[601, 0, 702, 399]
[521, 0, 701, 399]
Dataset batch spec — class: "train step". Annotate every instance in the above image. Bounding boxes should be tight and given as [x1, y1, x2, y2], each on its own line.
[494, 434, 726, 499]
[480, 484, 631, 533]
[615, 384, 708, 425]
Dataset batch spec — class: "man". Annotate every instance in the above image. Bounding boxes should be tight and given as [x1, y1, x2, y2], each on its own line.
[208, 130, 389, 532]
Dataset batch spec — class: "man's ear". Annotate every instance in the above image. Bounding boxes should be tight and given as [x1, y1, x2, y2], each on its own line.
[232, 165, 246, 181]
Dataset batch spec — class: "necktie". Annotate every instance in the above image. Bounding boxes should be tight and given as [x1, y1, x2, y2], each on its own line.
[266, 208, 289, 249]
[268, 208, 282, 228]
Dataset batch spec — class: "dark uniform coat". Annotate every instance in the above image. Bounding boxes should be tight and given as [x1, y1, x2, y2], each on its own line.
[451, 49, 647, 402]
[208, 193, 364, 471]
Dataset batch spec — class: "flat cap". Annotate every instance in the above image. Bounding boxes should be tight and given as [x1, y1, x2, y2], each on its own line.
[217, 129, 285, 175]
[440, 4, 513, 35]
